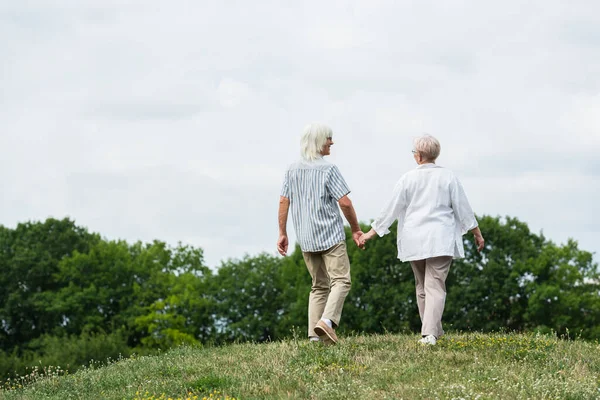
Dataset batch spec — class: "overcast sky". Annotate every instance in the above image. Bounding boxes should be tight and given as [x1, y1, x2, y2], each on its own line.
[1, 1, 599, 268]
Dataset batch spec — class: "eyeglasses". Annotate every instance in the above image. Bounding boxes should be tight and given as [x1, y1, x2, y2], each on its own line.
[411, 150, 418, 154]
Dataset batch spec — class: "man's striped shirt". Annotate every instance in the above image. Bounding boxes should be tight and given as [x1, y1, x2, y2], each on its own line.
[281, 157, 350, 252]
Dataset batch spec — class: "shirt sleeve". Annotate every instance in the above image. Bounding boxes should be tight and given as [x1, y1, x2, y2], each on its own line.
[450, 175, 478, 234]
[280, 171, 290, 198]
[371, 179, 406, 236]
[326, 165, 351, 200]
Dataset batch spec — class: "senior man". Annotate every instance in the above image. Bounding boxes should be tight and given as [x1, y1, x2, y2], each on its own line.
[277, 123, 363, 345]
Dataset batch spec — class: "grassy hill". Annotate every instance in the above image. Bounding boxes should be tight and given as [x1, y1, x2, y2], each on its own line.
[1, 332, 599, 399]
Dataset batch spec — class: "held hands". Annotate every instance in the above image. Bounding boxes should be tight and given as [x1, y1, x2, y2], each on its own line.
[356, 229, 376, 249]
[358, 234, 367, 249]
[352, 231, 364, 249]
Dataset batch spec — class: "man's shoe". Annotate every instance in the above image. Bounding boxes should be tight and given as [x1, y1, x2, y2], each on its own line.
[314, 320, 338, 345]
[419, 335, 437, 345]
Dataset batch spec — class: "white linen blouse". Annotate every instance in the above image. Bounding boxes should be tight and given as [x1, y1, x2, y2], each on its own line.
[371, 163, 478, 262]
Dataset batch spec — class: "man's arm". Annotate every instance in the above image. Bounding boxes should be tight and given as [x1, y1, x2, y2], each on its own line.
[338, 195, 363, 247]
[277, 196, 290, 256]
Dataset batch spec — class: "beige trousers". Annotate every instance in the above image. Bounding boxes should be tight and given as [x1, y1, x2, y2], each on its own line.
[410, 256, 453, 338]
[302, 241, 352, 337]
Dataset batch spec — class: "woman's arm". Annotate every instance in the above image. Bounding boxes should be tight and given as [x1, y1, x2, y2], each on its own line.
[450, 175, 478, 234]
[370, 180, 406, 236]
[360, 180, 406, 248]
[449, 174, 485, 252]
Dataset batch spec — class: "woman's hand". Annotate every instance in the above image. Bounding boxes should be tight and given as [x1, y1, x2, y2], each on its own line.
[358, 229, 377, 249]
[358, 234, 367, 248]
[471, 227, 485, 252]
[474, 234, 485, 252]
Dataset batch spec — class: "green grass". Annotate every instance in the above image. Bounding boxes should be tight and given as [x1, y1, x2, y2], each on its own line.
[1, 332, 599, 399]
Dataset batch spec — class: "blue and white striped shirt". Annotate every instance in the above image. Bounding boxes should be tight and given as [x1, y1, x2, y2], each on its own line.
[281, 157, 351, 252]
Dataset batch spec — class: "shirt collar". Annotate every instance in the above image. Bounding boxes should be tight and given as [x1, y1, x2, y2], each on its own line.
[416, 163, 438, 169]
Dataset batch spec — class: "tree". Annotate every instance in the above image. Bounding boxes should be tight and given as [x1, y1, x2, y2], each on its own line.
[521, 239, 600, 338]
[46, 240, 137, 337]
[50, 240, 215, 348]
[0, 218, 98, 350]
[444, 216, 543, 332]
[133, 244, 215, 349]
[211, 254, 286, 342]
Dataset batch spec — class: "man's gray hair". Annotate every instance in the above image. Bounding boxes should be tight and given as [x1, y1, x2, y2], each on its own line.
[300, 123, 333, 161]
[414, 134, 441, 161]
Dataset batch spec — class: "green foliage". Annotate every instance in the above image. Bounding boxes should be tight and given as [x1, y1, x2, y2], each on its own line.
[0, 218, 99, 350]
[133, 266, 214, 349]
[211, 253, 287, 342]
[47, 239, 137, 337]
[0, 219, 214, 380]
[445, 216, 600, 340]
[521, 239, 600, 338]
[445, 215, 542, 332]
[0, 215, 599, 384]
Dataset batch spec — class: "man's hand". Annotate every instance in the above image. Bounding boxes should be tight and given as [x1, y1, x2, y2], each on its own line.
[277, 234, 289, 256]
[278, 196, 290, 256]
[352, 231, 364, 249]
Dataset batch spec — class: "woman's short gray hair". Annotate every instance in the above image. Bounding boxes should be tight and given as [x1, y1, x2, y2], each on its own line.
[300, 123, 333, 161]
[413, 134, 441, 161]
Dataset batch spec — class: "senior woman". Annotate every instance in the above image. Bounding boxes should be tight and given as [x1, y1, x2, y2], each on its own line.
[360, 134, 484, 345]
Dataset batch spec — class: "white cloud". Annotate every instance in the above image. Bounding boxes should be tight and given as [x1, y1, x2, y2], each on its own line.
[217, 78, 250, 108]
[0, 1, 598, 267]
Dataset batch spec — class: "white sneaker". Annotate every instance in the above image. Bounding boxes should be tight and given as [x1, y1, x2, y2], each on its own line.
[419, 335, 437, 345]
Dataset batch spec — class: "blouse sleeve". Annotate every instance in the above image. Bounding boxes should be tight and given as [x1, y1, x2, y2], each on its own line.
[450, 175, 478, 235]
[371, 179, 406, 236]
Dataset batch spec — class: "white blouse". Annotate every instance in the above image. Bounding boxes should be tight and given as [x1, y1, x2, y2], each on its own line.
[371, 163, 478, 262]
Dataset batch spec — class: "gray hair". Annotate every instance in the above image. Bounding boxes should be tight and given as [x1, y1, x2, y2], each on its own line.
[300, 123, 333, 161]
[413, 134, 441, 161]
